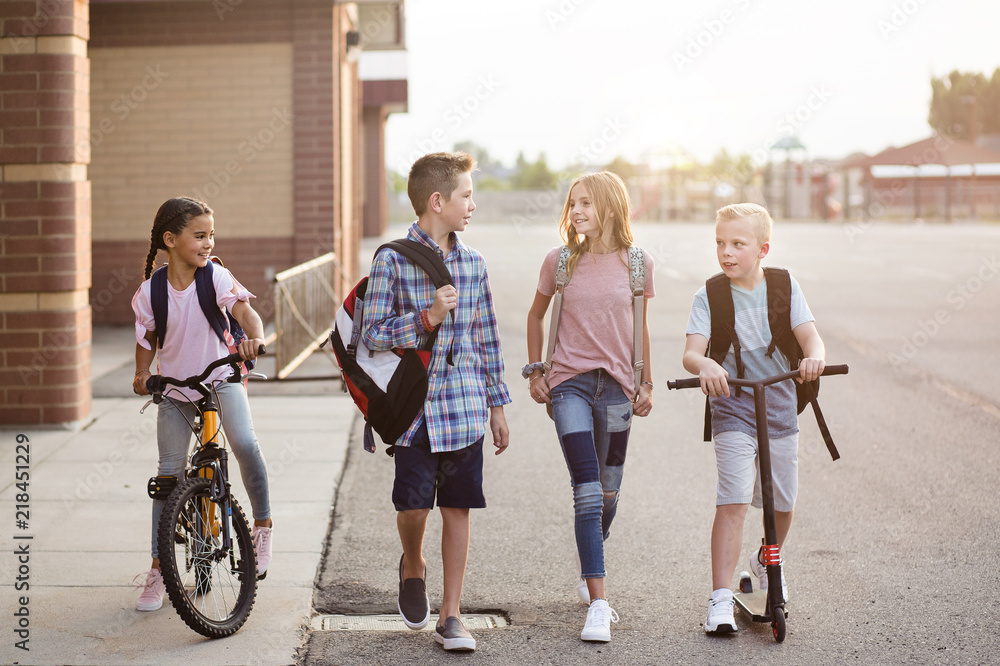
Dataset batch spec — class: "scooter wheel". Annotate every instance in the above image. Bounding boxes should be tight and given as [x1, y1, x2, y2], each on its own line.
[738, 572, 752, 594]
[772, 610, 786, 642]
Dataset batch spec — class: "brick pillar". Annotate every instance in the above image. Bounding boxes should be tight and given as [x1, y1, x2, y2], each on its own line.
[362, 105, 388, 238]
[291, 1, 337, 266]
[0, 1, 92, 425]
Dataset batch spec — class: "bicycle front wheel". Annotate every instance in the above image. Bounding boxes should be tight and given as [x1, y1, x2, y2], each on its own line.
[158, 477, 257, 638]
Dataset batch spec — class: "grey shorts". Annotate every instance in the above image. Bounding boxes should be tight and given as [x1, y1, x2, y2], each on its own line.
[714, 430, 798, 512]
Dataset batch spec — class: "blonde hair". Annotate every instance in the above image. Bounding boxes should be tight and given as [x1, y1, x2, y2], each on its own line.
[407, 151, 477, 216]
[558, 171, 633, 275]
[716, 203, 773, 245]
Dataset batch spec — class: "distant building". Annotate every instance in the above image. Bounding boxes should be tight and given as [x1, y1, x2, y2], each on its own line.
[858, 135, 1000, 221]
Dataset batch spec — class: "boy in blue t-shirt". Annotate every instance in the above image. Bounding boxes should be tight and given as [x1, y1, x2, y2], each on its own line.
[682, 203, 826, 634]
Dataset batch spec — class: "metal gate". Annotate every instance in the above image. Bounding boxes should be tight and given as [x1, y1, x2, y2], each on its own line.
[270, 253, 343, 379]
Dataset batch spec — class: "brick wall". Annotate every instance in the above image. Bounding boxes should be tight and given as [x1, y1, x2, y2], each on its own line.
[1, 0, 92, 425]
[89, 0, 361, 324]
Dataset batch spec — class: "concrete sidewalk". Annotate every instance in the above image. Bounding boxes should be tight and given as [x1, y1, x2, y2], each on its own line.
[0, 326, 355, 666]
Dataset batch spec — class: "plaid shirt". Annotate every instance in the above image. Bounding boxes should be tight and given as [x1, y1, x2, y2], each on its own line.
[362, 222, 511, 453]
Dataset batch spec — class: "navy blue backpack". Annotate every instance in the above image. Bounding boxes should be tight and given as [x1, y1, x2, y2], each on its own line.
[150, 257, 254, 371]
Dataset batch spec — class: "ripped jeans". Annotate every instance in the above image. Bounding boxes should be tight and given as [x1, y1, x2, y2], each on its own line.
[551, 369, 633, 579]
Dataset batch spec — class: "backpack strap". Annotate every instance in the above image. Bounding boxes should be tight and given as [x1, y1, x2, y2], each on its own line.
[543, 245, 571, 376]
[380, 238, 456, 366]
[703, 272, 743, 441]
[763, 267, 838, 460]
[150, 266, 169, 349]
[194, 259, 231, 347]
[628, 246, 647, 392]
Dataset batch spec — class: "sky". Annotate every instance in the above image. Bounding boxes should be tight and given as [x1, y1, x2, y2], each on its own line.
[383, 0, 1000, 174]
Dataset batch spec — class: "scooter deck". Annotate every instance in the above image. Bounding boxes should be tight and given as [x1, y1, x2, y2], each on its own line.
[733, 590, 771, 622]
[734, 572, 787, 623]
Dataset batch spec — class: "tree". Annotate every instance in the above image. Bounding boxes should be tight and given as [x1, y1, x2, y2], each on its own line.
[453, 140, 503, 175]
[928, 69, 1000, 141]
[510, 152, 557, 190]
[603, 156, 637, 181]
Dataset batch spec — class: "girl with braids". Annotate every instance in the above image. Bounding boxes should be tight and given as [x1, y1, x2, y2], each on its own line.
[524, 172, 655, 643]
[129, 196, 272, 612]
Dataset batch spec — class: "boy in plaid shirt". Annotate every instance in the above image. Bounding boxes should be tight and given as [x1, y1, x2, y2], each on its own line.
[362, 151, 511, 652]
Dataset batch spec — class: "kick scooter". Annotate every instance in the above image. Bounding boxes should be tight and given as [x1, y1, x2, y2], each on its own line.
[668, 364, 849, 642]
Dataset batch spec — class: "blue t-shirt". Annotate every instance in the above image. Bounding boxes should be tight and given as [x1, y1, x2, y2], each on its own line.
[686, 274, 814, 439]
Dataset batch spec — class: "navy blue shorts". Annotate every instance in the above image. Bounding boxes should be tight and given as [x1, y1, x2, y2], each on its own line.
[391, 421, 486, 511]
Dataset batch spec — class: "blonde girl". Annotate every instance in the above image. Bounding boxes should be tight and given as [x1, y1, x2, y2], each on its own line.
[524, 171, 655, 642]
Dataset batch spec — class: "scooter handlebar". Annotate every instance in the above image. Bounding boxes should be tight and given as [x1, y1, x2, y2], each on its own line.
[667, 363, 849, 391]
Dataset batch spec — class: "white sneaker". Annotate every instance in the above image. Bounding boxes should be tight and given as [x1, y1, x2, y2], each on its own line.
[580, 598, 618, 642]
[133, 569, 165, 612]
[573, 550, 590, 604]
[704, 588, 737, 634]
[750, 547, 788, 602]
[252, 525, 273, 576]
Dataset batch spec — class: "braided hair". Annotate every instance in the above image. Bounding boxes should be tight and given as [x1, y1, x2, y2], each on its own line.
[143, 197, 213, 279]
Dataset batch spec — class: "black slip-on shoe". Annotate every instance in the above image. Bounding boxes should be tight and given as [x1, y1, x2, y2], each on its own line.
[434, 616, 476, 651]
[397, 554, 429, 630]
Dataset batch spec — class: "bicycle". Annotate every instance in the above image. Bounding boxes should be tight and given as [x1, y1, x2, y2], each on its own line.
[141, 347, 266, 638]
[668, 363, 849, 642]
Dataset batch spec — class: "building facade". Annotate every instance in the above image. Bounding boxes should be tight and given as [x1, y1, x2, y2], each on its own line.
[1, 0, 406, 425]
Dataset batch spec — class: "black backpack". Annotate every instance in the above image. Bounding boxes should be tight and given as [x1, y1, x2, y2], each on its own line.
[704, 267, 838, 460]
[325, 239, 454, 456]
[150, 257, 253, 372]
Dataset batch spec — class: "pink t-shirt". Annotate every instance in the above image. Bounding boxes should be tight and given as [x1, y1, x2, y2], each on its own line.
[537, 246, 655, 395]
[132, 267, 254, 401]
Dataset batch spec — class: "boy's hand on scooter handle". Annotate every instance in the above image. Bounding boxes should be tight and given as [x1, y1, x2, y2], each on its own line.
[700, 362, 730, 398]
[797, 358, 825, 383]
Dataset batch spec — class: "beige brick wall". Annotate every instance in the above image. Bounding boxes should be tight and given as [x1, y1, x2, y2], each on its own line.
[89, 43, 293, 242]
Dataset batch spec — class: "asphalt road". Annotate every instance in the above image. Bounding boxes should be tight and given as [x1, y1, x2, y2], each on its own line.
[302, 220, 1000, 665]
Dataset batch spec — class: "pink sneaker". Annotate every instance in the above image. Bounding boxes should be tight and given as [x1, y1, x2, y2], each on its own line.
[252, 525, 273, 575]
[133, 569, 165, 611]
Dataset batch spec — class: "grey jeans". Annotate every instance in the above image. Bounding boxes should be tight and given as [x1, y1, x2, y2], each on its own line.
[150, 381, 270, 558]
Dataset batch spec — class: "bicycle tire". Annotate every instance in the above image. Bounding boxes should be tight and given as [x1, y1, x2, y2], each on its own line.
[158, 477, 257, 638]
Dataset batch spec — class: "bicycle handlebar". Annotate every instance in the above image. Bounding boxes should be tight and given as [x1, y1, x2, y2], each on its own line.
[667, 363, 849, 391]
[146, 345, 266, 399]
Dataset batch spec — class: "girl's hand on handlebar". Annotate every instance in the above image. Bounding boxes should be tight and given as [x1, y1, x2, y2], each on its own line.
[700, 364, 730, 398]
[133, 369, 151, 396]
[238, 338, 266, 362]
[797, 358, 826, 383]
